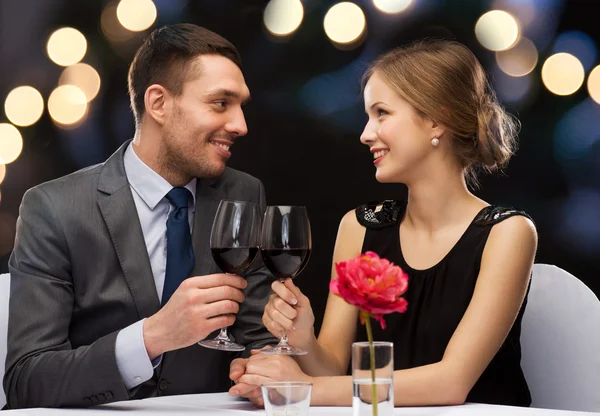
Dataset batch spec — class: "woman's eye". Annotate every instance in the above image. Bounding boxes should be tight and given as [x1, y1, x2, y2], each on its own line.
[377, 109, 387, 117]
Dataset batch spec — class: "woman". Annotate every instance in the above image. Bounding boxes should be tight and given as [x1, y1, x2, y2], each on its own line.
[231, 39, 537, 407]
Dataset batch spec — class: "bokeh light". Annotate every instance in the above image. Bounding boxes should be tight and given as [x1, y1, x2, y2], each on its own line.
[324, 2, 366, 46]
[48, 85, 88, 127]
[554, 98, 600, 167]
[4, 86, 44, 127]
[491, 0, 536, 26]
[475, 10, 520, 51]
[59, 64, 102, 103]
[263, 0, 304, 37]
[0, 164, 5, 184]
[0, 123, 24, 164]
[542, 52, 585, 96]
[46, 27, 87, 67]
[494, 71, 534, 104]
[496, 38, 538, 77]
[153, 0, 187, 21]
[588, 65, 600, 104]
[372, 0, 412, 14]
[552, 30, 597, 72]
[117, 0, 158, 32]
[102, 1, 137, 42]
[558, 188, 600, 256]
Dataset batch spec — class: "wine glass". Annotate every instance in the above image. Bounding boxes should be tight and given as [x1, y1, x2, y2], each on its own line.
[198, 200, 261, 352]
[260, 205, 312, 355]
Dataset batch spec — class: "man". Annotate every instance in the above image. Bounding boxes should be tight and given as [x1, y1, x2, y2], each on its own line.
[4, 24, 275, 409]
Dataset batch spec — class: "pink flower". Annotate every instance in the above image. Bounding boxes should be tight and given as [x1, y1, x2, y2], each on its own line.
[330, 251, 408, 329]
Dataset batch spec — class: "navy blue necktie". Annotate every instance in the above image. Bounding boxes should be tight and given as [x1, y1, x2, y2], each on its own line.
[161, 187, 195, 306]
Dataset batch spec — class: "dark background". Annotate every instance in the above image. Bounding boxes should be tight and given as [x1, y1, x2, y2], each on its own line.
[1, 0, 599, 333]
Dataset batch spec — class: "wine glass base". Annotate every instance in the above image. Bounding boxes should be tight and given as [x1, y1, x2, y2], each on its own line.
[198, 338, 246, 352]
[260, 345, 308, 356]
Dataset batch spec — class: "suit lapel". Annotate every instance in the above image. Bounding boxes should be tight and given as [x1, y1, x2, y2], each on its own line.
[97, 142, 160, 319]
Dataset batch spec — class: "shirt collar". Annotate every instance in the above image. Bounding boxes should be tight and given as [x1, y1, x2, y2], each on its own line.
[124, 143, 197, 210]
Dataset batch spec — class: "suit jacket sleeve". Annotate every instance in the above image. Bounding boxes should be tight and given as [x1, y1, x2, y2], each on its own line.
[229, 179, 278, 356]
[4, 187, 130, 409]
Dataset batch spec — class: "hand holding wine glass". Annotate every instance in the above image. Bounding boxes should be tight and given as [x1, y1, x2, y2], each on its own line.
[260, 205, 312, 355]
[198, 200, 261, 352]
[262, 278, 316, 353]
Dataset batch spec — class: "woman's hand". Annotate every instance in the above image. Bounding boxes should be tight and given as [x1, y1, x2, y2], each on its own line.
[262, 279, 315, 351]
[234, 352, 313, 387]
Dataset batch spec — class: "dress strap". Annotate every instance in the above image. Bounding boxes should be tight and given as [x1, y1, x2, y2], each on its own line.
[474, 206, 534, 226]
[355, 200, 406, 229]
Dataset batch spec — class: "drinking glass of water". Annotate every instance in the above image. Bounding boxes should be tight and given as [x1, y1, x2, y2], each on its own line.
[261, 381, 312, 416]
[352, 341, 394, 416]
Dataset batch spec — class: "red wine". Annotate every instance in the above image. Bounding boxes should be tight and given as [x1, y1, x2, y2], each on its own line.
[261, 248, 311, 279]
[211, 247, 259, 275]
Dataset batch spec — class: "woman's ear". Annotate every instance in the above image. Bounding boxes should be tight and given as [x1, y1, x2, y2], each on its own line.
[429, 118, 447, 139]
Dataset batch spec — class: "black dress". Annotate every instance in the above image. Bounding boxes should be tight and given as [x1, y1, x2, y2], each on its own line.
[353, 200, 532, 407]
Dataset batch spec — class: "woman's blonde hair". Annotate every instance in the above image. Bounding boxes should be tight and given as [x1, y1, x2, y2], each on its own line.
[363, 39, 519, 185]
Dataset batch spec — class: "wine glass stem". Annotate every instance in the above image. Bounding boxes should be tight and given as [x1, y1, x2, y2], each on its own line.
[216, 327, 231, 341]
[280, 332, 290, 347]
[213, 272, 236, 343]
[278, 278, 291, 348]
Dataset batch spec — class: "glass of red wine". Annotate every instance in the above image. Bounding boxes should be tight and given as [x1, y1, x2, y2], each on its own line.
[260, 205, 312, 355]
[198, 199, 261, 352]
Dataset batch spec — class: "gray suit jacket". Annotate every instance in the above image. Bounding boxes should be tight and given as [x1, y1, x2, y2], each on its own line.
[4, 142, 277, 409]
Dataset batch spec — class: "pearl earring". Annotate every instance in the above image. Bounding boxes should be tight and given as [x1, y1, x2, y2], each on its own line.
[431, 136, 440, 147]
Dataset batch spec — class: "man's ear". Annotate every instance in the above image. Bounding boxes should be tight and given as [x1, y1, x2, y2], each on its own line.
[144, 84, 170, 126]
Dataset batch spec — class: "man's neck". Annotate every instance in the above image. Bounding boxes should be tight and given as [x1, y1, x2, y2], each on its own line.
[131, 130, 190, 187]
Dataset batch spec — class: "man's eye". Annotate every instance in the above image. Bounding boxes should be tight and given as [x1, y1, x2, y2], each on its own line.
[214, 101, 226, 108]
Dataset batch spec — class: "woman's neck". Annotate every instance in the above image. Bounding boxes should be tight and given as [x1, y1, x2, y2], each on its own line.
[403, 169, 484, 234]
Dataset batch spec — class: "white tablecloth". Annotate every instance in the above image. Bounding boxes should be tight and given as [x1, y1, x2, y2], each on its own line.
[4, 393, 599, 415]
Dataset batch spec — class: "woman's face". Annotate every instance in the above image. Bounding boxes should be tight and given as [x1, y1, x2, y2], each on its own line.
[361, 71, 436, 184]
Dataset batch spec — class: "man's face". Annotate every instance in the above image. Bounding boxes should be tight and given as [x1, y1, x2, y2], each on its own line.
[160, 54, 250, 180]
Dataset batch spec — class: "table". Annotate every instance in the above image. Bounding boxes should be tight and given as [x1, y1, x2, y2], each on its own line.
[3, 393, 599, 415]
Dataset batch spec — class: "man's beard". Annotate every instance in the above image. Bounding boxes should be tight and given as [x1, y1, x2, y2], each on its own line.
[160, 104, 229, 181]
[160, 132, 225, 181]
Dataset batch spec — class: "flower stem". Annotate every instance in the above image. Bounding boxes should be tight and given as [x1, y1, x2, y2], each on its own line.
[365, 314, 378, 416]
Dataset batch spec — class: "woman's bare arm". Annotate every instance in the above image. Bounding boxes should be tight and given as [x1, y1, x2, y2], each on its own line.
[295, 210, 366, 375]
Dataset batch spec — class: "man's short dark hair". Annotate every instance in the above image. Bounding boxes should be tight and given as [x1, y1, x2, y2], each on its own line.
[127, 23, 242, 125]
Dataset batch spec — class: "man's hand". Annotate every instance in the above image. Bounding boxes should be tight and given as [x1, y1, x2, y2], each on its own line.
[143, 273, 247, 359]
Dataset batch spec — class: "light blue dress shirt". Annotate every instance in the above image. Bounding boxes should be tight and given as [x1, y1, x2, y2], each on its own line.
[115, 143, 196, 390]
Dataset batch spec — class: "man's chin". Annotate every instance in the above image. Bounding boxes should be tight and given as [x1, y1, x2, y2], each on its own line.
[194, 163, 226, 179]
